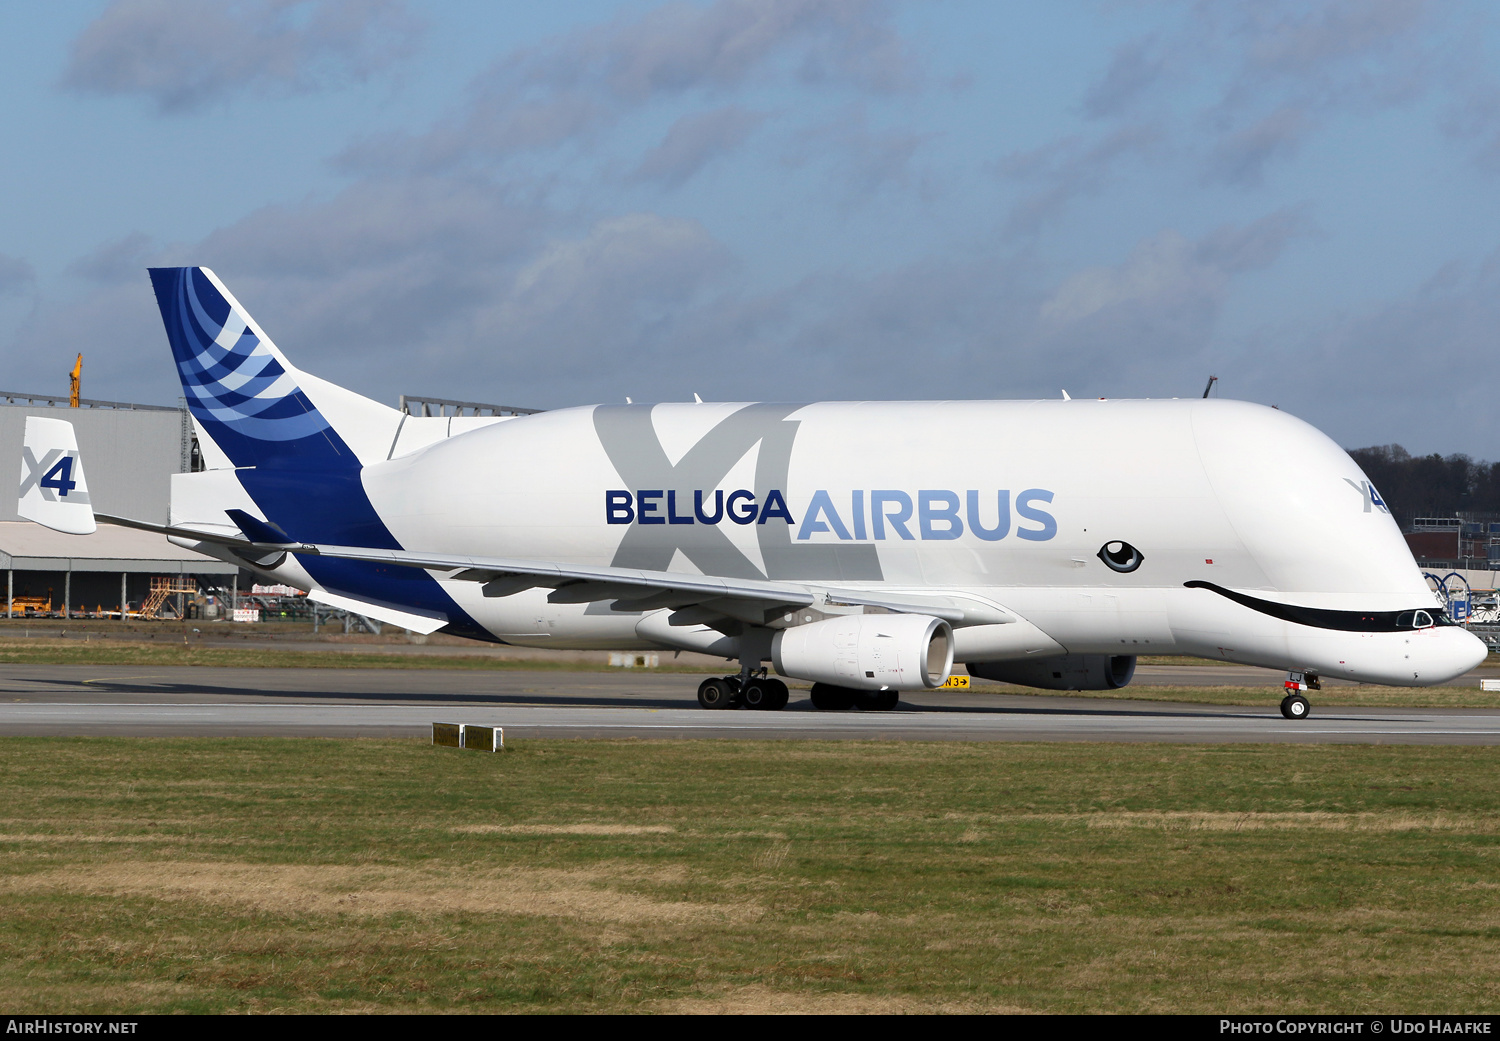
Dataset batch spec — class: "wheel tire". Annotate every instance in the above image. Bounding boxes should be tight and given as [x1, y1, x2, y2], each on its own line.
[857, 689, 899, 711]
[809, 682, 856, 710]
[741, 681, 770, 710]
[765, 679, 789, 710]
[698, 677, 735, 710]
[1280, 694, 1310, 720]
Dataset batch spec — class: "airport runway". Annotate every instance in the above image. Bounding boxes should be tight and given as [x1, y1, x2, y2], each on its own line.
[1, 663, 1498, 744]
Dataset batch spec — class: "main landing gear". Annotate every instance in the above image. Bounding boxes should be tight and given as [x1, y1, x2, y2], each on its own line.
[694, 673, 899, 712]
[1280, 671, 1318, 720]
[697, 670, 789, 711]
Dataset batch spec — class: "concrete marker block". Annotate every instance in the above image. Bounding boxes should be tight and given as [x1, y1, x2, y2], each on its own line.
[461, 724, 503, 752]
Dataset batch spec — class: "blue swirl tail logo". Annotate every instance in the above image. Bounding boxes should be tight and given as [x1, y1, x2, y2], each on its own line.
[149, 267, 353, 470]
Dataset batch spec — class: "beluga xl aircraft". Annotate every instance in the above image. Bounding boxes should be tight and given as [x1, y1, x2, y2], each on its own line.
[17, 267, 1487, 719]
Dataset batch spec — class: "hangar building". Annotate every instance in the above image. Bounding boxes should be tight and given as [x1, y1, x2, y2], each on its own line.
[0, 390, 237, 618]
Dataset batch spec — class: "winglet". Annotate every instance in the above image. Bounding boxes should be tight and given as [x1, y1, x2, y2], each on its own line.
[17, 417, 95, 535]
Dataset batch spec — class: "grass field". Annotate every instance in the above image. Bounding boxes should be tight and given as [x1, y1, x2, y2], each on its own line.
[1, 737, 1498, 1013]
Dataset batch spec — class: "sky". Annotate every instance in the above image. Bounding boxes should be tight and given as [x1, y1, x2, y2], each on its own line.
[3, 0, 1500, 457]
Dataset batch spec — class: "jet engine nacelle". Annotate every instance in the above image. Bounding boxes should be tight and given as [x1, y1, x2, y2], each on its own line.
[772, 613, 954, 690]
[967, 654, 1136, 691]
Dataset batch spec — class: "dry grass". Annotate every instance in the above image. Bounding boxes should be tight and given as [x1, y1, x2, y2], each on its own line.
[453, 823, 677, 835]
[654, 984, 1028, 1014]
[3, 860, 743, 924]
[1025, 811, 1491, 831]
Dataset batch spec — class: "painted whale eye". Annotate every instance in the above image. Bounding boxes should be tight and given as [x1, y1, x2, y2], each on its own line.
[1098, 540, 1144, 573]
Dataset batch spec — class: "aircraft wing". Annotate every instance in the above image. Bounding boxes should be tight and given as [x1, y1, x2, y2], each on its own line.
[305, 543, 1008, 624]
[309, 542, 822, 614]
[97, 513, 1004, 625]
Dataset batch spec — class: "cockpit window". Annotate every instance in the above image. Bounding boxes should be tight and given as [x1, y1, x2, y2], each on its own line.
[1397, 610, 1438, 629]
[1414, 610, 1434, 629]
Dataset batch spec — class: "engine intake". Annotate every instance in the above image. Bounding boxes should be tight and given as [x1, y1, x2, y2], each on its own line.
[772, 613, 953, 690]
[967, 654, 1136, 691]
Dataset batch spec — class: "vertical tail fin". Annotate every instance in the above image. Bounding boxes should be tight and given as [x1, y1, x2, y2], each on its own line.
[148, 267, 399, 471]
[18, 417, 95, 535]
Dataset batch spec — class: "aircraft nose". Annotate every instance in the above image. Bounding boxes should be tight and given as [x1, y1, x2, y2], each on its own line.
[1434, 627, 1489, 683]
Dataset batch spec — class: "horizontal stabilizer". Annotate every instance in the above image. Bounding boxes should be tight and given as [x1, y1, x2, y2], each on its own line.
[18, 417, 95, 535]
[226, 508, 293, 545]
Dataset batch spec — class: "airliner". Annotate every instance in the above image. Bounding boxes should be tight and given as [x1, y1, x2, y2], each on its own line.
[17, 267, 1487, 719]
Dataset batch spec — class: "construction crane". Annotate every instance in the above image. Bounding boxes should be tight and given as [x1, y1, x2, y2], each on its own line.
[68, 354, 82, 408]
[1202, 375, 1217, 399]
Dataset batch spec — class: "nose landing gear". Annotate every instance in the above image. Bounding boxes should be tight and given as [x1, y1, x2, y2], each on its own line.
[1280, 671, 1318, 719]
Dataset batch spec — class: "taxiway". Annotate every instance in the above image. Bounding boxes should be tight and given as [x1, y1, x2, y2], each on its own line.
[0, 663, 1496, 744]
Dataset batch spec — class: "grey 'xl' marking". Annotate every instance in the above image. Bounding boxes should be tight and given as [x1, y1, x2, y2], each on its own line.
[18, 447, 89, 504]
[1342, 478, 1385, 514]
[592, 403, 882, 582]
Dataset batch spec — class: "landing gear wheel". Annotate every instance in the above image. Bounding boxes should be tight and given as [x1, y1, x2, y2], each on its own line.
[697, 677, 735, 710]
[856, 689, 899, 711]
[741, 681, 770, 710]
[1280, 694, 1310, 720]
[742, 678, 789, 711]
[809, 682, 856, 710]
[766, 679, 789, 710]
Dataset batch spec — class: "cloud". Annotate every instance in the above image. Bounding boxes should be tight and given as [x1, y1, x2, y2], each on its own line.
[66, 232, 155, 284]
[550, 0, 912, 101]
[632, 106, 766, 185]
[500, 214, 731, 330]
[1449, 93, 1500, 174]
[63, 0, 424, 112]
[1195, 206, 1312, 272]
[339, 0, 915, 172]
[1217, 246, 1500, 455]
[0, 253, 35, 297]
[10, 184, 1320, 428]
[1000, 124, 1162, 232]
[211, 204, 733, 400]
[738, 217, 1303, 403]
[786, 105, 937, 200]
[1203, 105, 1309, 187]
[1041, 210, 1306, 326]
[12, 170, 745, 410]
[1040, 230, 1220, 328]
[1227, 0, 1431, 101]
[26, 1, 931, 406]
[1074, 1, 1447, 189]
[1083, 36, 1169, 120]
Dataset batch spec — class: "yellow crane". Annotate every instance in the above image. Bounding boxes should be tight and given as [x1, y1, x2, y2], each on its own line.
[68, 353, 82, 407]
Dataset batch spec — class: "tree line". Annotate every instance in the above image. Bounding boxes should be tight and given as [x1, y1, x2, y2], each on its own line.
[1347, 445, 1500, 529]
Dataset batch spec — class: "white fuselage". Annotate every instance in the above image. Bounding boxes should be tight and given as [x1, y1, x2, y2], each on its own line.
[189, 397, 1487, 686]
